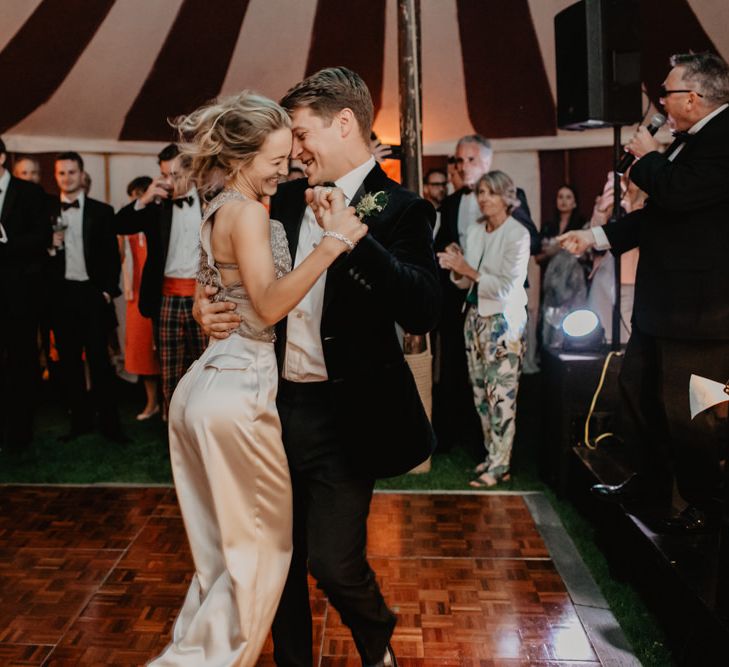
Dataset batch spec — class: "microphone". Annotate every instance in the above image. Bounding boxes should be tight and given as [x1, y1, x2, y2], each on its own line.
[616, 113, 666, 174]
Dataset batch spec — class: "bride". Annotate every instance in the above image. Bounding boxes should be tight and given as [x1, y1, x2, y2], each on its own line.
[149, 91, 366, 666]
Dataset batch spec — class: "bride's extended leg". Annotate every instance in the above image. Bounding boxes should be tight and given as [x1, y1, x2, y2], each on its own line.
[150, 347, 292, 667]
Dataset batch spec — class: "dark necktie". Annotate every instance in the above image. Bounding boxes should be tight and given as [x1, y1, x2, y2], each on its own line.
[173, 196, 194, 208]
[61, 200, 80, 211]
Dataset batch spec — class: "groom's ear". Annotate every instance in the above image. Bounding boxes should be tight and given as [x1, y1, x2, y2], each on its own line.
[336, 108, 358, 140]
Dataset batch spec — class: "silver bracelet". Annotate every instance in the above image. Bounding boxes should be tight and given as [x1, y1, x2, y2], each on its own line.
[322, 230, 356, 252]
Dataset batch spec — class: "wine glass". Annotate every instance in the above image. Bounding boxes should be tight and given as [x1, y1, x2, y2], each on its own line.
[52, 215, 68, 251]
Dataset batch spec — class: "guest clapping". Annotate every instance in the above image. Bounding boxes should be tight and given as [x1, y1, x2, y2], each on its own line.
[437, 171, 530, 486]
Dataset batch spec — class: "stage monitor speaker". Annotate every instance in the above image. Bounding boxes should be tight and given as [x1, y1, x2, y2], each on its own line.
[555, 0, 641, 130]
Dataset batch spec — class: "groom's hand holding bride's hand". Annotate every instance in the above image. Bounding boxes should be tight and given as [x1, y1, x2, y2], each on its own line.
[306, 186, 368, 254]
[193, 284, 241, 340]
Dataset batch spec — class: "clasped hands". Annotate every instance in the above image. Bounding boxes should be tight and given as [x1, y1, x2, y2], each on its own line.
[304, 185, 368, 252]
[436, 242, 469, 274]
[193, 186, 367, 340]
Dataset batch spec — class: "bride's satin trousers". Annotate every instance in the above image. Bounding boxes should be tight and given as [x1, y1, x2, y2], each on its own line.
[149, 335, 293, 666]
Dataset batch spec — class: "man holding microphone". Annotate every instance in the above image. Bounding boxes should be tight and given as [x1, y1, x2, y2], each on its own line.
[559, 52, 729, 533]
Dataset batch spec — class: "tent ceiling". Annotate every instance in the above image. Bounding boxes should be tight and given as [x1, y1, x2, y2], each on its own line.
[1, 0, 727, 153]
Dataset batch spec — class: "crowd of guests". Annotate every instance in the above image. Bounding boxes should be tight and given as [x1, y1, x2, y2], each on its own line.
[0, 131, 639, 478]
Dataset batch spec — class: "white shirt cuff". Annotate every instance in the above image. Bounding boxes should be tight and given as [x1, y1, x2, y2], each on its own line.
[591, 226, 611, 251]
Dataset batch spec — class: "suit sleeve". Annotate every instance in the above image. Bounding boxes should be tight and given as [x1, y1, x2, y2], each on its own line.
[602, 208, 643, 255]
[115, 200, 156, 234]
[100, 204, 122, 298]
[512, 189, 540, 255]
[630, 141, 729, 212]
[7, 183, 51, 259]
[347, 197, 441, 333]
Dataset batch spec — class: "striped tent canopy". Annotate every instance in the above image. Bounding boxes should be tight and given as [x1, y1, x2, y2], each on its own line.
[2, 0, 728, 155]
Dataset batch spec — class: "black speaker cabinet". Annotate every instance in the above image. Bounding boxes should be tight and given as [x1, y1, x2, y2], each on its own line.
[555, 0, 641, 129]
[540, 347, 623, 495]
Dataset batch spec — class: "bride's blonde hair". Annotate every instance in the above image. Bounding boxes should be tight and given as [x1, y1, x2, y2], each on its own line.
[172, 91, 291, 196]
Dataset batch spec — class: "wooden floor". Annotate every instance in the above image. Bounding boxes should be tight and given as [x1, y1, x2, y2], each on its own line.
[0, 486, 602, 666]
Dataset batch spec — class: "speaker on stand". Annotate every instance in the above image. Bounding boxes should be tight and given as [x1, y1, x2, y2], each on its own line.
[554, 0, 642, 350]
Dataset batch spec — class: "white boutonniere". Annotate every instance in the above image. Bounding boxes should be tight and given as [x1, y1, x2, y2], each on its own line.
[355, 191, 388, 220]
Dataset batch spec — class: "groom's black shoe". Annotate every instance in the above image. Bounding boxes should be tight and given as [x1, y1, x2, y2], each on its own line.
[590, 474, 656, 505]
[383, 644, 398, 667]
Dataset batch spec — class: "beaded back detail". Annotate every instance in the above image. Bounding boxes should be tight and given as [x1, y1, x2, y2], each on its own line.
[196, 190, 292, 342]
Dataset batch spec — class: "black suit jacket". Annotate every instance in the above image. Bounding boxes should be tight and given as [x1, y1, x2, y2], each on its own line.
[0, 175, 50, 285]
[604, 106, 729, 340]
[115, 199, 202, 318]
[270, 164, 441, 478]
[47, 196, 120, 299]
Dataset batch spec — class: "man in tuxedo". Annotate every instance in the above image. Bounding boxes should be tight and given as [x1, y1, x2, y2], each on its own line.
[560, 52, 729, 533]
[432, 135, 538, 454]
[48, 152, 123, 441]
[115, 144, 205, 413]
[0, 138, 51, 450]
[196, 67, 440, 667]
[422, 167, 447, 237]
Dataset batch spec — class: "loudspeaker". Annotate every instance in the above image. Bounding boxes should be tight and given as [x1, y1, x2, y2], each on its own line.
[555, 0, 641, 129]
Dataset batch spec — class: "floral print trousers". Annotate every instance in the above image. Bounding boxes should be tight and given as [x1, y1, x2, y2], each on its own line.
[464, 308, 526, 479]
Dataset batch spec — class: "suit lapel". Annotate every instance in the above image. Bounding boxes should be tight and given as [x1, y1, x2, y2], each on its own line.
[82, 198, 92, 270]
[160, 202, 173, 263]
[322, 164, 391, 314]
[1, 177, 19, 227]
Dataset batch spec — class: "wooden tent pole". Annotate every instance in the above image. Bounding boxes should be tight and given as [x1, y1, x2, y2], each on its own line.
[397, 0, 423, 195]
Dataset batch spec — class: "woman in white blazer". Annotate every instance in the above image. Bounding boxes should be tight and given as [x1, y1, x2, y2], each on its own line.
[437, 171, 530, 487]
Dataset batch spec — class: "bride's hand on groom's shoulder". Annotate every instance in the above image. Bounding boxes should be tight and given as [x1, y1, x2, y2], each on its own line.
[193, 284, 241, 339]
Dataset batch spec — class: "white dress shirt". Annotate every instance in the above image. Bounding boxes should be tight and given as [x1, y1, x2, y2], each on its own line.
[0, 169, 10, 243]
[592, 103, 729, 250]
[61, 192, 89, 281]
[164, 188, 201, 278]
[456, 190, 480, 251]
[283, 156, 376, 382]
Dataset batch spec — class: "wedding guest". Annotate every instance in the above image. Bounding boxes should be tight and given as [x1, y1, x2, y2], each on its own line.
[48, 151, 125, 442]
[433, 134, 537, 454]
[115, 144, 205, 415]
[437, 171, 530, 486]
[119, 176, 160, 420]
[536, 185, 589, 348]
[12, 155, 41, 184]
[423, 167, 448, 237]
[0, 138, 50, 451]
[81, 171, 92, 195]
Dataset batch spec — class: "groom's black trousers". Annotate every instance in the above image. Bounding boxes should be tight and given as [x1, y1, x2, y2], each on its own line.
[272, 378, 396, 666]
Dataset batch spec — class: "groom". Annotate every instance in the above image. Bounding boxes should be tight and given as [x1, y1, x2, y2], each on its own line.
[195, 67, 440, 665]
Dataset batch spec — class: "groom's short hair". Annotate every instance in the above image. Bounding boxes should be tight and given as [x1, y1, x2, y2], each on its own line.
[280, 66, 374, 144]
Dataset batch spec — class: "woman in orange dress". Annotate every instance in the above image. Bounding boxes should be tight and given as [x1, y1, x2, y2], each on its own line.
[121, 177, 160, 419]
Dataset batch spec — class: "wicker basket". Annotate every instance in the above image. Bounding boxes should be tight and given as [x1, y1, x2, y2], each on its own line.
[404, 334, 432, 474]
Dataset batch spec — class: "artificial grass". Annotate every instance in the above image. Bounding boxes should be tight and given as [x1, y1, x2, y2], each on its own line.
[1, 376, 673, 665]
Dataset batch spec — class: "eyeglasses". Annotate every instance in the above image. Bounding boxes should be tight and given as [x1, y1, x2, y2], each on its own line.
[658, 85, 704, 98]
[426, 181, 447, 187]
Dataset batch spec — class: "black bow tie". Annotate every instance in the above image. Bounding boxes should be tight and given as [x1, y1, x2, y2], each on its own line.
[173, 196, 194, 208]
[61, 200, 80, 211]
[671, 130, 692, 142]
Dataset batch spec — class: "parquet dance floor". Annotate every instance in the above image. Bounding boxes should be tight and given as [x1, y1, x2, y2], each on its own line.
[0, 486, 605, 666]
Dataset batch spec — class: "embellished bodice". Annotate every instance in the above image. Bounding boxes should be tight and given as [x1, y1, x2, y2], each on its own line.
[197, 189, 292, 342]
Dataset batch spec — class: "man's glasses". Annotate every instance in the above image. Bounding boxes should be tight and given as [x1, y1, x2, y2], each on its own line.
[426, 181, 447, 187]
[658, 85, 704, 98]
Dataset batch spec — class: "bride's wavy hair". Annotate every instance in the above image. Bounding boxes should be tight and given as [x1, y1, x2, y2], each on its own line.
[172, 91, 291, 197]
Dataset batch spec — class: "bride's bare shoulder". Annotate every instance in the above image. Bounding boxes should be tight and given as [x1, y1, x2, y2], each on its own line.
[216, 197, 268, 226]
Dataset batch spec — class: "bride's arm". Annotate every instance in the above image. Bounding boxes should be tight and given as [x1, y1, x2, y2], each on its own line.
[226, 200, 349, 326]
